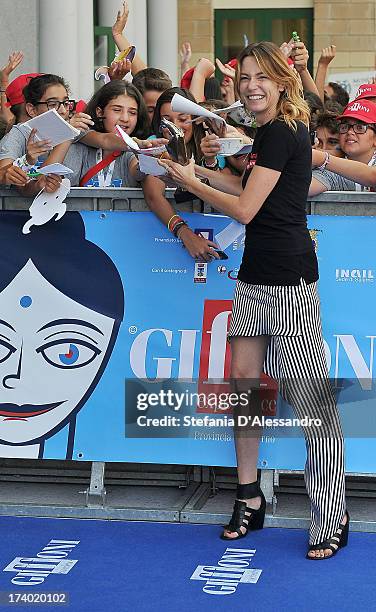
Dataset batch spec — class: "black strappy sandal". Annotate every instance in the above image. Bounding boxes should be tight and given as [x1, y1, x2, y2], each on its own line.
[306, 511, 350, 560]
[220, 481, 266, 541]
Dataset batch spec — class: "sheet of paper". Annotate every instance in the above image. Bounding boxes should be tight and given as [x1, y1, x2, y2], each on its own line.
[138, 154, 168, 176]
[217, 138, 244, 156]
[171, 94, 226, 126]
[214, 220, 244, 251]
[115, 125, 140, 149]
[24, 109, 80, 147]
[235, 144, 253, 155]
[115, 127, 167, 156]
[37, 163, 73, 175]
[213, 100, 243, 114]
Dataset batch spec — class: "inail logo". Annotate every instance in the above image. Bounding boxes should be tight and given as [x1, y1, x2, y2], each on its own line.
[335, 269, 374, 283]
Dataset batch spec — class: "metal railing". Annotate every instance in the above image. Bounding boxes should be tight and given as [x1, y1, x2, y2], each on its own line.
[0, 187, 376, 215]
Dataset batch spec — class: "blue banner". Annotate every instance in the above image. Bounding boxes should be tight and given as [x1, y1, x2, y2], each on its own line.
[0, 211, 375, 471]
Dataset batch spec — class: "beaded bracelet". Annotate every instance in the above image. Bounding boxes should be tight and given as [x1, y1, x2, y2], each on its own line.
[173, 221, 188, 237]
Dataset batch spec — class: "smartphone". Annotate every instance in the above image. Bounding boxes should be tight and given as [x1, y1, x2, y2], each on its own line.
[309, 130, 317, 146]
[213, 249, 229, 260]
[113, 45, 136, 63]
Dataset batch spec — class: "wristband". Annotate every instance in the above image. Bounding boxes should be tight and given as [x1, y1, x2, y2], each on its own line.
[317, 151, 330, 171]
[173, 221, 188, 237]
[169, 216, 184, 233]
[167, 214, 180, 231]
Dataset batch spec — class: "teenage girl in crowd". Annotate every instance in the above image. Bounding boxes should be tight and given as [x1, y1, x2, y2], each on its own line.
[0, 75, 161, 192]
[160, 41, 348, 561]
[0, 74, 93, 193]
[310, 99, 376, 194]
[142, 87, 220, 261]
[43, 80, 151, 189]
[143, 88, 253, 261]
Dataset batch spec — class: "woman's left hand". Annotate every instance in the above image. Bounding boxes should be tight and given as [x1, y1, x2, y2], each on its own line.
[291, 41, 309, 73]
[158, 158, 197, 189]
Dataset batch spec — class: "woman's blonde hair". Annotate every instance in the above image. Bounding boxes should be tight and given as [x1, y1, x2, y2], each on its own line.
[235, 41, 310, 130]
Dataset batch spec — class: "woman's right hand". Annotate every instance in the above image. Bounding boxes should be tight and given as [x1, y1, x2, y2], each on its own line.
[26, 128, 52, 165]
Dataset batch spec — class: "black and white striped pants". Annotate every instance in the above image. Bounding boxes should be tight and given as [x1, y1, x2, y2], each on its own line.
[229, 278, 346, 545]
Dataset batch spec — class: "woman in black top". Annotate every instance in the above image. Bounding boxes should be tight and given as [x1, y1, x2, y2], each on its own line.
[160, 41, 348, 560]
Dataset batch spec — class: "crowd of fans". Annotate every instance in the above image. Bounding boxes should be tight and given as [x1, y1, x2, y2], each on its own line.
[0, 1, 375, 259]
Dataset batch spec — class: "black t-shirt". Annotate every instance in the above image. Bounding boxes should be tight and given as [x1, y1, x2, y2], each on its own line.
[238, 119, 318, 286]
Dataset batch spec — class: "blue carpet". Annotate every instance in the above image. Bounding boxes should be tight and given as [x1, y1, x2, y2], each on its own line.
[0, 516, 373, 611]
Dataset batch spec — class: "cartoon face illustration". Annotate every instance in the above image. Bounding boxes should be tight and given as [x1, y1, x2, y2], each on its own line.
[0, 212, 124, 453]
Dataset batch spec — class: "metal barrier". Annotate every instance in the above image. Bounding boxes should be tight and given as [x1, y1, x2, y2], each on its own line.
[0, 187, 203, 213]
[0, 188, 375, 529]
[0, 187, 376, 215]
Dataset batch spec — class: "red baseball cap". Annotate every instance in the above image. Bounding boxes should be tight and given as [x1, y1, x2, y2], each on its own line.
[337, 99, 376, 124]
[354, 83, 376, 101]
[5, 73, 42, 107]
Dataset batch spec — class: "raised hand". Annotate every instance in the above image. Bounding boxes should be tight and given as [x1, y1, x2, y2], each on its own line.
[194, 58, 216, 79]
[0, 51, 24, 86]
[291, 41, 309, 73]
[180, 42, 192, 64]
[112, 1, 129, 36]
[280, 40, 294, 58]
[319, 45, 336, 66]
[216, 58, 236, 80]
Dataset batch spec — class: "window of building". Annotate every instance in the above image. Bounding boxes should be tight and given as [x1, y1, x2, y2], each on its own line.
[215, 8, 313, 73]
